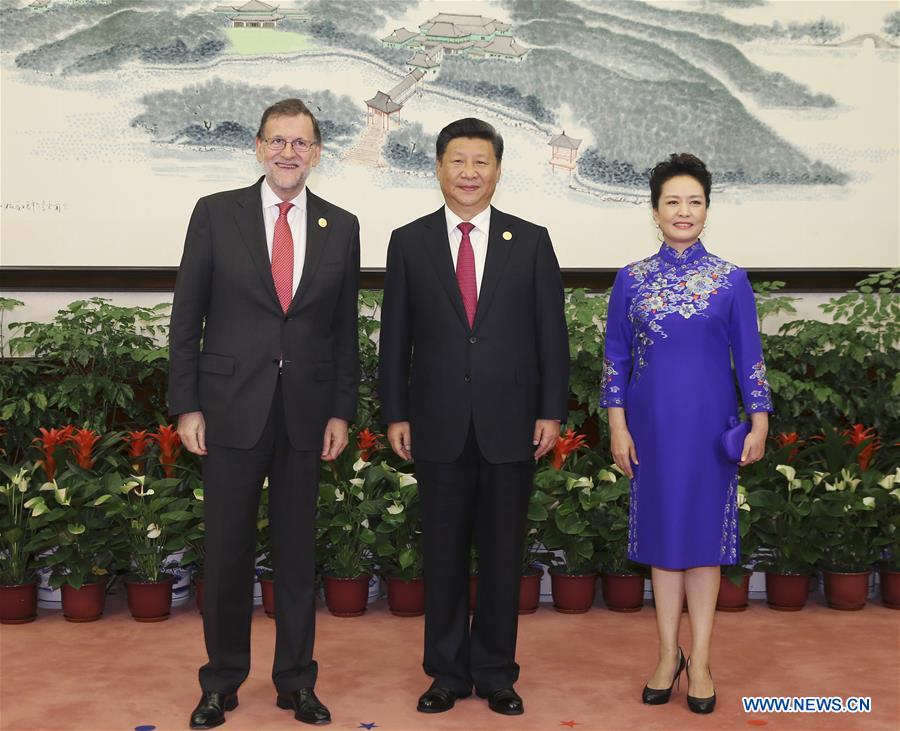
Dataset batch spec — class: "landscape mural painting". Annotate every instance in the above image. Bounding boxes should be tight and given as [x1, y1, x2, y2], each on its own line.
[1, 0, 898, 269]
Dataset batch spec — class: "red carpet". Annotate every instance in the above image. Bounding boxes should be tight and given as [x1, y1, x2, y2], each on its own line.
[1, 592, 898, 731]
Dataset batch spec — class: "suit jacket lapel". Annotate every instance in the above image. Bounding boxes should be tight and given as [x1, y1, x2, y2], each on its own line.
[424, 207, 470, 330]
[291, 188, 330, 313]
[472, 207, 515, 332]
[234, 177, 281, 310]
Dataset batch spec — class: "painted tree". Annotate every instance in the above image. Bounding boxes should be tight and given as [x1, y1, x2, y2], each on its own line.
[884, 11, 900, 41]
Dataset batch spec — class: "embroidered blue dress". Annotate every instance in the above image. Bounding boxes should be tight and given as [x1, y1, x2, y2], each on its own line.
[600, 242, 773, 569]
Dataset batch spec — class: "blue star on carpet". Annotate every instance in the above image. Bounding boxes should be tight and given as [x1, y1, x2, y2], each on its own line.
[359, 724, 379, 729]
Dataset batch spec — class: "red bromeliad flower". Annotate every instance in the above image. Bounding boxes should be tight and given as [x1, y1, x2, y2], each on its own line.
[33, 425, 75, 481]
[151, 424, 182, 478]
[550, 428, 588, 470]
[69, 427, 101, 470]
[123, 430, 152, 473]
[772, 432, 802, 463]
[357, 428, 384, 461]
[843, 424, 881, 471]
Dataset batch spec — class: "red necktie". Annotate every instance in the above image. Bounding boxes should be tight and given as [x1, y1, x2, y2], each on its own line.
[456, 222, 477, 328]
[272, 201, 294, 313]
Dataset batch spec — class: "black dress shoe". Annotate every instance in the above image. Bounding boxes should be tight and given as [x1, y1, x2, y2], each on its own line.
[477, 687, 524, 715]
[417, 683, 472, 713]
[276, 688, 332, 725]
[642, 647, 686, 705]
[686, 658, 717, 714]
[189, 691, 238, 729]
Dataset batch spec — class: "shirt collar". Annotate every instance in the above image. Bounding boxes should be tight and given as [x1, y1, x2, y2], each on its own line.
[261, 179, 307, 213]
[445, 205, 491, 238]
[658, 239, 707, 265]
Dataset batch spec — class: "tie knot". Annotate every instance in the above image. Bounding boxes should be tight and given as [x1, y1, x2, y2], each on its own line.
[457, 222, 475, 237]
[277, 201, 294, 217]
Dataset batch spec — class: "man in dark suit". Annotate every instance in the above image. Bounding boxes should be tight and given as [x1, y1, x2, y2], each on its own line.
[169, 99, 359, 728]
[379, 118, 569, 716]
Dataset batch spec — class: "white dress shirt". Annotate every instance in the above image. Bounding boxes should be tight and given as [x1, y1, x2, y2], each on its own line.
[444, 205, 490, 296]
[261, 180, 306, 297]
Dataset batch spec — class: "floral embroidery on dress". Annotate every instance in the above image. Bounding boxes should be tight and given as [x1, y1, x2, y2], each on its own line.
[627, 476, 639, 558]
[747, 360, 773, 411]
[719, 473, 739, 563]
[601, 357, 624, 406]
[624, 244, 736, 380]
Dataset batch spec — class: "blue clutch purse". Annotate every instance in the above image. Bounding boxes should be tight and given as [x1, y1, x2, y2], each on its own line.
[722, 416, 751, 462]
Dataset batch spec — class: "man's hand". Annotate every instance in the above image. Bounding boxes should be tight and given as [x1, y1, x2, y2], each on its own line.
[177, 411, 208, 456]
[321, 418, 349, 461]
[387, 421, 412, 461]
[533, 419, 561, 460]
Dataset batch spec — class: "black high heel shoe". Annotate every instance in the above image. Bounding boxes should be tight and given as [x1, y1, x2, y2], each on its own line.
[686, 658, 717, 714]
[642, 647, 685, 705]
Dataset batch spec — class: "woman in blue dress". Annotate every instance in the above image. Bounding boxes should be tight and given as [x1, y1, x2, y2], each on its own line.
[600, 154, 772, 714]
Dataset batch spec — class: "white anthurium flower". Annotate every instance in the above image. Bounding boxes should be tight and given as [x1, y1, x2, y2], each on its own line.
[40, 481, 56, 492]
[146, 523, 162, 539]
[609, 463, 624, 475]
[334, 488, 345, 502]
[360, 518, 370, 529]
[812, 471, 828, 486]
[387, 503, 404, 515]
[399, 473, 418, 487]
[262, 478, 269, 489]
[842, 504, 852, 513]
[597, 469, 617, 483]
[12, 469, 29, 492]
[891, 488, 900, 501]
[825, 480, 843, 492]
[581, 486, 591, 496]
[736, 490, 750, 512]
[571, 476, 592, 491]
[775, 464, 796, 483]
[839, 468, 861, 491]
[24, 496, 48, 517]
[67, 523, 86, 535]
[54, 486, 70, 506]
[342, 524, 352, 532]
[193, 487, 204, 501]
[0, 483, 9, 496]
[349, 478, 365, 488]
[878, 470, 898, 490]
[353, 458, 369, 473]
[862, 496, 875, 508]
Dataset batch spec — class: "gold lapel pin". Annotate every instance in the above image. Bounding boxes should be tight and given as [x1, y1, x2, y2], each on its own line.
[502, 230, 512, 241]
[318, 217, 328, 228]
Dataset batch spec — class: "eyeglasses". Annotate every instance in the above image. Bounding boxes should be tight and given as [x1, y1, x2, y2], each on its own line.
[264, 137, 318, 153]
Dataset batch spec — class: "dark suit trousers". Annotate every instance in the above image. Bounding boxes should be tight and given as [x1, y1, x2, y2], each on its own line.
[416, 422, 535, 694]
[199, 378, 319, 694]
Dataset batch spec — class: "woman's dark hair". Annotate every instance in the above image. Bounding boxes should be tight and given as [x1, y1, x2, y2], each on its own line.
[649, 153, 711, 209]
[436, 117, 504, 162]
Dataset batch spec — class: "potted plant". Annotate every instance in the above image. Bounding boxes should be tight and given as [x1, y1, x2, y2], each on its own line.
[316, 452, 383, 617]
[518, 485, 556, 614]
[24, 465, 120, 622]
[873, 467, 900, 608]
[0, 463, 40, 624]
[253, 479, 275, 618]
[717, 483, 762, 612]
[593, 468, 645, 612]
[809, 428, 889, 610]
[180, 484, 206, 613]
[371, 462, 424, 616]
[104, 474, 193, 621]
[748, 463, 823, 610]
[536, 463, 601, 614]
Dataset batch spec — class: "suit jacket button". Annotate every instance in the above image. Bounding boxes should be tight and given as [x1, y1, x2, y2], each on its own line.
[464, 375, 471, 383]
[469, 336, 477, 344]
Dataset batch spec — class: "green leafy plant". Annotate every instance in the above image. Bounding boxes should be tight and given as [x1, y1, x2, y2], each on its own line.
[103, 474, 193, 582]
[592, 467, 642, 575]
[371, 464, 423, 582]
[24, 466, 121, 590]
[564, 288, 609, 431]
[358, 290, 383, 428]
[871, 467, 900, 570]
[0, 463, 40, 586]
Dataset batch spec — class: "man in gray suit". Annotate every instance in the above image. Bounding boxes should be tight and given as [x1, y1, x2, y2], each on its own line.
[169, 99, 359, 728]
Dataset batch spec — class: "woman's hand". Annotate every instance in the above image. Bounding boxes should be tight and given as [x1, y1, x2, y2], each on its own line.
[608, 407, 638, 478]
[739, 412, 769, 466]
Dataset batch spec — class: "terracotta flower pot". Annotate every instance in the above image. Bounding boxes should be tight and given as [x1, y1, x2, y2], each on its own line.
[386, 575, 425, 617]
[260, 577, 275, 618]
[878, 565, 900, 609]
[0, 581, 38, 624]
[518, 566, 543, 614]
[549, 568, 598, 614]
[195, 577, 205, 614]
[601, 571, 644, 612]
[468, 573, 478, 614]
[125, 575, 175, 622]
[61, 580, 106, 622]
[717, 569, 752, 612]
[323, 574, 370, 617]
[765, 572, 810, 611]
[822, 569, 871, 611]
